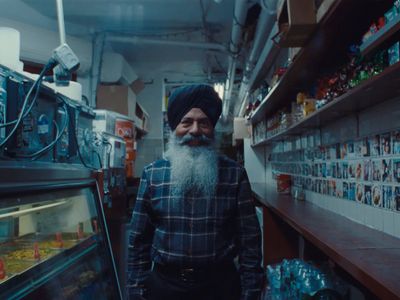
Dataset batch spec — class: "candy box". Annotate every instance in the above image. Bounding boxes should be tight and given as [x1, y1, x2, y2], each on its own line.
[388, 41, 400, 66]
[385, 6, 397, 23]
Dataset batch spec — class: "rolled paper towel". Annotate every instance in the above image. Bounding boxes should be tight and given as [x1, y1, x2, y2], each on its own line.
[56, 81, 83, 102]
[22, 71, 82, 102]
[0, 27, 24, 72]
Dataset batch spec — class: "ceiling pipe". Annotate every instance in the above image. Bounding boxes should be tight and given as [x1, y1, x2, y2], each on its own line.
[238, 90, 250, 117]
[107, 35, 227, 52]
[238, 4, 276, 102]
[237, 0, 277, 113]
[221, 0, 249, 121]
[238, 22, 280, 117]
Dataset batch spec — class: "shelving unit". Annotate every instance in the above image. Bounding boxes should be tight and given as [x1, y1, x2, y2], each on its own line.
[360, 13, 400, 57]
[246, 1, 400, 298]
[250, 0, 393, 124]
[252, 60, 400, 147]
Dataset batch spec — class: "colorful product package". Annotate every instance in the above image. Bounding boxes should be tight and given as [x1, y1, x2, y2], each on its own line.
[388, 41, 400, 66]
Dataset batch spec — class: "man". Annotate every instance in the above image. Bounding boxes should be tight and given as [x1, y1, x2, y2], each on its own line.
[127, 84, 264, 300]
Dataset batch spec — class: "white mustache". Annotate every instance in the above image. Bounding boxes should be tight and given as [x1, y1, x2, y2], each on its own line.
[177, 134, 213, 146]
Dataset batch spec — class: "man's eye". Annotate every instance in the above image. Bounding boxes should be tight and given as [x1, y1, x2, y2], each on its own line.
[199, 121, 211, 127]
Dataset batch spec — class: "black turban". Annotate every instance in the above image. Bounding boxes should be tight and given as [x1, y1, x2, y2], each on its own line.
[167, 84, 222, 130]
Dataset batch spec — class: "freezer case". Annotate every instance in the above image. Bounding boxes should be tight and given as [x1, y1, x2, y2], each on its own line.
[0, 162, 122, 299]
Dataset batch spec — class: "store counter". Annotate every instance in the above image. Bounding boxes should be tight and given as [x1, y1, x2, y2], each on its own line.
[251, 183, 400, 299]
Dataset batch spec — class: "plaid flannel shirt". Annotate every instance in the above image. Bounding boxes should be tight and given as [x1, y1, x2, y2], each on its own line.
[127, 155, 264, 300]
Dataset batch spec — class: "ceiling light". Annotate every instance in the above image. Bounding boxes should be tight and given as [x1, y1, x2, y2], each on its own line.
[214, 83, 225, 100]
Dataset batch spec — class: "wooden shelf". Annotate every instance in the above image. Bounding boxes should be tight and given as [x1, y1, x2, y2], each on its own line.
[251, 183, 400, 299]
[250, 0, 393, 124]
[251, 61, 400, 146]
[360, 13, 400, 57]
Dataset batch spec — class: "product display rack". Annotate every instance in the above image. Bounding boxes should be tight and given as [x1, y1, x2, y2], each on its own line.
[252, 60, 400, 147]
[360, 12, 400, 56]
[247, 0, 400, 298]
[250, 0, 394, 125]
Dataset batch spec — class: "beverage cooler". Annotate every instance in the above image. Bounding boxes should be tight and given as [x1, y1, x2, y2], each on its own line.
[0, 161, 122, 299]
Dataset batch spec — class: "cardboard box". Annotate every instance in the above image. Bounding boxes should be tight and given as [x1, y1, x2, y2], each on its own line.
[276, 0, 316, 47]
[233, 117, 251, 140]
[96, 85, 136, 118]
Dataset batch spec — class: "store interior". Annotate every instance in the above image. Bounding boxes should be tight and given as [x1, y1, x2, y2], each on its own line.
[1, 0, 400, 299]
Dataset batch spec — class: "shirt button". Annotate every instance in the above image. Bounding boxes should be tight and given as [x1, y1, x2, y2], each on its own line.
[189, 222, 193, 229]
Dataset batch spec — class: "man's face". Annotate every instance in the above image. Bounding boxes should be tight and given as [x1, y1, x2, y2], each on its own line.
[175, 108, 214, 146]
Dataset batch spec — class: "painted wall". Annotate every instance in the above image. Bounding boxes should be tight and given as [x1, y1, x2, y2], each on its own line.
[134, 76, 164, 176]
[0, 18, 92, 75]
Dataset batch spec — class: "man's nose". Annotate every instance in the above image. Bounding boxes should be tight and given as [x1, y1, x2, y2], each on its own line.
[189, 121, 201, 135]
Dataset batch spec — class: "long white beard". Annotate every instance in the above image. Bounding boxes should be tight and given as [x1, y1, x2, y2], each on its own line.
[165, 133, 218, 198]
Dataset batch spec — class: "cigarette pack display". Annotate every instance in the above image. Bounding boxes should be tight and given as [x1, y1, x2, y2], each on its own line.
[394, 186, 400, 211]
[348, 182, 356, 201]
[343, 182, 349, 199]
[347, 141, 355, 159]
[337, 162, 342, 179]
[319, 163, 327, 178]
[330, 162, 336, 178]
[392, 130, 400, 154]
[355, 161, 363, 180]
[380, 132, 391, 155]
[328, 180, 336, 196]
[372, 184, 382, 207]
[354, 140, 363, 158]
[363, 160, 372, 181]
[370, 134, 380, 156]
[364, 185, 372, 205]
[372, 160, 381, 182]
[336, 181, 343, 198]
[348, 162, 356, 179]
[393, 159, 400, 182]
[340, 143, 347, 159]
[329, 144, 339, 160]
[362, 138, 371, 157]
[342, 162, 349, 179]
[382, 185, 394, 210]
[322, 180, 328, 195]
[381, 159, 392, 182]
[356, 183, 364, 203]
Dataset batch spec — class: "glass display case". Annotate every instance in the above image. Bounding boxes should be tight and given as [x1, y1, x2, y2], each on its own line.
[0, 162, 122, 299]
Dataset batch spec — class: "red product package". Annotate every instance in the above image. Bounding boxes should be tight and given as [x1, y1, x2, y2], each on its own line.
[277, 174, 291, 194]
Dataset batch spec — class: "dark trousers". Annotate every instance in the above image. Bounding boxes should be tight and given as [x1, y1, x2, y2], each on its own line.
[144, 264, 241, 300]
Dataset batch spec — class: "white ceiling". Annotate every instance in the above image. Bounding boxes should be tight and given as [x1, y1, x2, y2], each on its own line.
[0, 0, 275, 122]
[9, 0, 244, 82]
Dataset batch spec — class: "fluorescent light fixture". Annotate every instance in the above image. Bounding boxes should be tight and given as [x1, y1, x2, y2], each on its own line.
[0, 201, 67, 220]
[213, 83, 225, 100]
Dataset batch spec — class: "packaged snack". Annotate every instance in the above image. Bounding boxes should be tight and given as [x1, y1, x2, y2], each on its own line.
[277, 174, 291, 194]
[385, 6, 398, 23]
[377, 16, 386, 29]
[388, 41, 400, 66]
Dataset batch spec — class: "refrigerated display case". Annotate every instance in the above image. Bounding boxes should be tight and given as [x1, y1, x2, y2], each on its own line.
[0, 161, 122, 299]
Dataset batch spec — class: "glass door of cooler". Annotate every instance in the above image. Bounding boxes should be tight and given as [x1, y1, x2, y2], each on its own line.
[0, 184, 122, 299]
